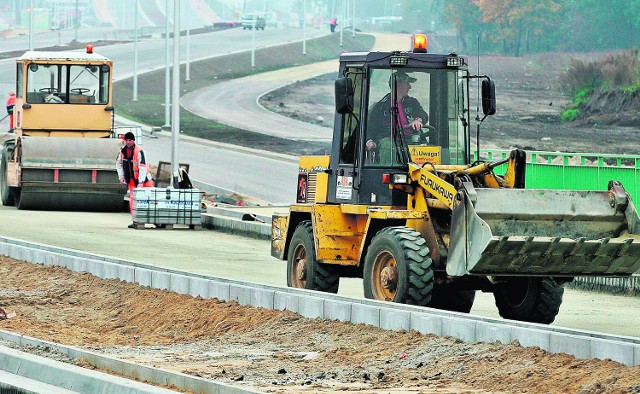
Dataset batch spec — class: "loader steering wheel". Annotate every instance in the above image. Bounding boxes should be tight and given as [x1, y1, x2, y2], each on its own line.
[71, 88, 90, 95]
[39, 88, 59, 93]
[403, 124, 436, 144]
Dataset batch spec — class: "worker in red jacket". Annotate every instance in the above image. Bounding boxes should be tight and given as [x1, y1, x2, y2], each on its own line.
[6, 91, 15, 132]
[116, 131, 154, 226]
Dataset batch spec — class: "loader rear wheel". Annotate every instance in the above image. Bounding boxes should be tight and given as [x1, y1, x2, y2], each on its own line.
[427, 287, 476, 313]
[0, 145, 15, 206]
[287, 221, 339, 293]
[494, 277, 564, 324]
[364, 227, 433, 306]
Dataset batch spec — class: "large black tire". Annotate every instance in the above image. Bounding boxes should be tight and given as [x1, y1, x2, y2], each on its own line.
[13, 187, 23, 210]
[427, 286, 476, 313]
[494, 277, 564, 324]
[363, 227, 433, 306]
[287, 221, 340, 293]
[0, 144, 15, 206]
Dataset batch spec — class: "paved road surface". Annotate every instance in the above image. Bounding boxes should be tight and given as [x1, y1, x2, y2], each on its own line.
[182, 61, 335, 141]
[141, 132, 298, 204]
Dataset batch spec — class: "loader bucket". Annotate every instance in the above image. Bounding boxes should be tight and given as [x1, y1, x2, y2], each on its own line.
[15, 137, 126, 211]
[447, 183, 640, 277]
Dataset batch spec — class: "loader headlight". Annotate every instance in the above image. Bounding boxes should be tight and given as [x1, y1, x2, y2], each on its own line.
[446, 56, 465, 67]
[390, 56, 408, 66]
[386, 173, 414, 194]
[392, 174, 409, 184]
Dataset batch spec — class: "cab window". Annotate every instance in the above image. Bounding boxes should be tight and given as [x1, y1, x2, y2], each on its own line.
[25, 63, 110, 105]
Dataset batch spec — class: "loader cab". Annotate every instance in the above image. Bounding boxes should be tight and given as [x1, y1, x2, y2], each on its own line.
[14, 47, 114, 138]
[328, 49, 473, 206]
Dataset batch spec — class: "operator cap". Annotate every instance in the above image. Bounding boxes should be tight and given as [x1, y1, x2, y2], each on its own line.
[124, 131, 135, 141]
[391, 71, 417, 83]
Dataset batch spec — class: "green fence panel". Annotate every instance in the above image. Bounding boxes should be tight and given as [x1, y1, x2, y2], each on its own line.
[477, 150, 640, 204]
[562, 165, 601, 190]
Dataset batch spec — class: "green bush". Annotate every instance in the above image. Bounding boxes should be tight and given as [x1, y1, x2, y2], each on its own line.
[560, 109, 580, 122]
[622, 81, 640, 93]
[569, 88, 593, 109]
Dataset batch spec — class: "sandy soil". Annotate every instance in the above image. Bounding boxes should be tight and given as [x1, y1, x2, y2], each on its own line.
[1, 257, 639, 393]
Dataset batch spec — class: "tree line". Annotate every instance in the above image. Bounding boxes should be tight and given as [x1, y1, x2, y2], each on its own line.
[399, 0, 640, 56]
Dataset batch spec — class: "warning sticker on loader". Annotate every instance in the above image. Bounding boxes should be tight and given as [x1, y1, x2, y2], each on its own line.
[336, 176, 353, 200]
[409, 145, 441, 165]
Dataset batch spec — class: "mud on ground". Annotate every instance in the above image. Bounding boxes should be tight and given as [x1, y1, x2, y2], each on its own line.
[261, 52, 640, 156]
[1, 258, 639, 393]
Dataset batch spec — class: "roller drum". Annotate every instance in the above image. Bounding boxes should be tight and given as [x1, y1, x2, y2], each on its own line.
[15, 137, 126, 211]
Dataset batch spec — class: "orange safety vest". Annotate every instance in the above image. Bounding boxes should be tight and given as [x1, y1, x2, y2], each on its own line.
[6, 93, 15, 129]
[6, 94, 15, 110]
[121, 144, 151, 184]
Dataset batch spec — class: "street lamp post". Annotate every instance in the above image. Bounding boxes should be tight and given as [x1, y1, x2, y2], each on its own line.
[339, 0, 344, 47]
[171, 0, 181, 187]
[352, 0, 356, 37]
[132, 0, 139, 101]
[302, 0, 306, 55]
[164, 0, 171, 129]
[28, 0, 34, 51]
[185, 0, 190, 81]
[74, 0, 78, 42]
[251, 17, 256, 67]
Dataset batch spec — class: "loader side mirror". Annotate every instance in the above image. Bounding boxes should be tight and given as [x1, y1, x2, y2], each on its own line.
[335, 77, 354, 115]
[481, 79, 496, 115]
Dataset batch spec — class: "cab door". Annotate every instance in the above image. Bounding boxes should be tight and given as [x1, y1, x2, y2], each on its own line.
[327, 65, 364, 205]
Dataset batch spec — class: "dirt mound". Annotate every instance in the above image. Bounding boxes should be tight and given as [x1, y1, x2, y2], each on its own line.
[581, 89, 640, 126]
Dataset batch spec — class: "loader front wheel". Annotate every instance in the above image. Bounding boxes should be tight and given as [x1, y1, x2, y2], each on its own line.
[494, 277, 564, 324]
[287, 221, 339, 293]
[364, 227, 433, 306]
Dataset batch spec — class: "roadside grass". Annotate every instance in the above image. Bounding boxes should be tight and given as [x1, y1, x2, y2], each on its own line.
[114, 33, 375, 155]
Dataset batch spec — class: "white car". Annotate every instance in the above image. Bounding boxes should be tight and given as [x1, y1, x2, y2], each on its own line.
[242, 14, 266, 30]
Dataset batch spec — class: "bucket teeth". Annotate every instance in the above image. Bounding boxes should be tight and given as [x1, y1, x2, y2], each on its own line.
[474, 236, 640, 276]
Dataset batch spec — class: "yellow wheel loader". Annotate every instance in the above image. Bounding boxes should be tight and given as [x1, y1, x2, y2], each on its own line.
[271, 34, 640, 324]
[0, 46, 125, 211]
